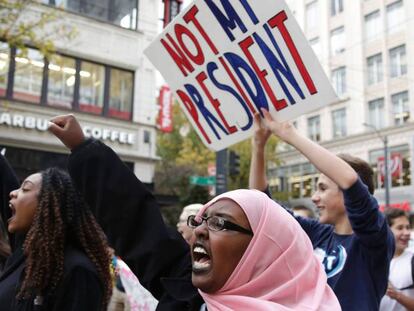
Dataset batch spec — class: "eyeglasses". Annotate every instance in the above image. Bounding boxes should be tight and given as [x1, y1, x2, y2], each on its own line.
[187, 215, 253, 236]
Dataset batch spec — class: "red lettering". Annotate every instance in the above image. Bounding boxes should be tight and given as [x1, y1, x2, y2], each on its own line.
[239, 36, 287, 111]
[196, 72, 237, 134]
[176, 89, 211, 144]
[218, 57, 256, 114]
[184, 5, 219, 55]
[268, 11, 317, 94]
[161, 34, 194, 77]
[175, 24, 205, 66]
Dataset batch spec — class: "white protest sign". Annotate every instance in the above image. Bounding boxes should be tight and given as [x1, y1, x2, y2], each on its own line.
[145, 0, 337, 151]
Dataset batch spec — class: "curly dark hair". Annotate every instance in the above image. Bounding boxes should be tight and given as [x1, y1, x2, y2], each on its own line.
[17, 168, 112, 308]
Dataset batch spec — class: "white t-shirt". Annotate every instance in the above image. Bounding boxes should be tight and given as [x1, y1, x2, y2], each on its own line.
[380, 249, 414, 311]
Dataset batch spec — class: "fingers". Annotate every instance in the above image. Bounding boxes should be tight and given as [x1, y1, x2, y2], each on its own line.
[260, 108, 274, 123]
[253, 112, 261, 129]
[50, 114, 74, 127]
[48, 114, 74, 138]
[48, 121, 64, 138]
[48, 114, 85, 150]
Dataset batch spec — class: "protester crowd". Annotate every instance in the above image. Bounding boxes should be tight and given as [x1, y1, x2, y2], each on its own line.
[0, 112, 411, 310]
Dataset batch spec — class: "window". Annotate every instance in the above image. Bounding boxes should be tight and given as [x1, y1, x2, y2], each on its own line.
[364, 10, 382, 42]
[109, 68, 133, 120]
[369, 145, 411, 189]
[47, 54, 76, 108]
[269, 163, 318, 199]
[0, 42, 9, 97]
[2, 45, 134, 120]
[288, 165, 301, 199]
[143, 130, 151, 144]
[330, 26, 345, 55]
[367, 53, 383, 85]
[79, 61, 105, 114]
[42, 0, 138, 30]
[392, 91, 409, 125]
[13, 48, 44, 103]
[331, 0, 343, 16]
[306, 1, 319, 32]
[389, 45, 407, 77]
[301, 163, 318, 198]
[309, 37, 321, 56]
[332, 108, 347, 138]
[331, 67, 346, 97]
[308, 115, 321, 141]
[386, 1, 404, 34]
[368, 98, 385, 129]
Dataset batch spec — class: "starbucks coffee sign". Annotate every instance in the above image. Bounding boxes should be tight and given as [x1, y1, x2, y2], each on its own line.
[0, 112, 135, 145]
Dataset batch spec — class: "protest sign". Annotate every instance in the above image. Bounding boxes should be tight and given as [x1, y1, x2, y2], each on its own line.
[145, 0, 337, 151]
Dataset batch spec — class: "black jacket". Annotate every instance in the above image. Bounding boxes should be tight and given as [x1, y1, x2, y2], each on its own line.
[0, 154, 104, 311]
[68, 139, 204, 310]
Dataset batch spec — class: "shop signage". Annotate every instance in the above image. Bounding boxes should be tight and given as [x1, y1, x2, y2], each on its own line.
[190, 175, 216, 186]
[377, 153, 402, 181]
[158, 85, 173, 133]
[0, 111, 135, 145]
[379, 201, 410, 212]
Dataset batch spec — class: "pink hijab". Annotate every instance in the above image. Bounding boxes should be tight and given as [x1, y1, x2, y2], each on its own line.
[196, 189, 340, 311]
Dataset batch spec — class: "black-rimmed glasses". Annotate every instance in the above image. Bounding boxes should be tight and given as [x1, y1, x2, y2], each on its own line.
[187, 215, 253, 236]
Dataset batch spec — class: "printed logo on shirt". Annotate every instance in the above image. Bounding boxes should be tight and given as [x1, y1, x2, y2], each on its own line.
[314, 245, 347, 278]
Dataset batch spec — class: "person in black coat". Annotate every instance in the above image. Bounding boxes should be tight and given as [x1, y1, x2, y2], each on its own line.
[0, 156, 113, 310]
[48, 114, 341, 311]
[49, 115, 201, 310]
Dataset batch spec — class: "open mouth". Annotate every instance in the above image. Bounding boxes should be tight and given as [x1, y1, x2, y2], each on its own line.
[8, 202, 16, 223]
[192, 243, 212, 273]
[400, 239, 409, 245]
[317, 206, 325, 214]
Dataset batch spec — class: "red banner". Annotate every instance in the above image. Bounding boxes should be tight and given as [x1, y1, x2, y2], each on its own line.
[377, 153, 402, 182]
[163, 0, 183, 28]
[380, 201, 410, 212]
[158, 85, 173, 133]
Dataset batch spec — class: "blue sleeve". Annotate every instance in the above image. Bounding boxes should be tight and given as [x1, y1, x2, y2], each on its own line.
[344, 178, 395, 252]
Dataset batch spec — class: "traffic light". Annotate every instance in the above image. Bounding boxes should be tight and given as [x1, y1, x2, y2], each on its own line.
[228, 150, 240, 176]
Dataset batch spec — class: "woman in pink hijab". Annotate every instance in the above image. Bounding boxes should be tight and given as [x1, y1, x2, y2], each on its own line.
[49, 113, 339, 310]
[189, 189, 340, 311]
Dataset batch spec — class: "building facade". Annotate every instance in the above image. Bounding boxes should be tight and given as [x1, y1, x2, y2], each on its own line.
[270, 0, 414, 211]
[0, 0, 160, 185]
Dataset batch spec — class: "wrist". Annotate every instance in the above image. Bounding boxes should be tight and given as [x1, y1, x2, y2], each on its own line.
[395, 291, 402, 301]
[251, 143, 266, 154]
[281, 131, 299, 146]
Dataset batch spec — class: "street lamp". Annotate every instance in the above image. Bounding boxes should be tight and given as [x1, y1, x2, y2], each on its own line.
[363, 123, 390, 208]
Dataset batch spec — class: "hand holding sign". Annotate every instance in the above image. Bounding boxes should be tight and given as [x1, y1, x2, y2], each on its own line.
[145, 0, 337, 150]
[261, 108, 297, 145]
[251, 112, 271, 149]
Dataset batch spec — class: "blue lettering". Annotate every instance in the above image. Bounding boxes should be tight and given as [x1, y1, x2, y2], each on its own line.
[207, 61, 253, 131]
[253, 24, 305, 105]
[224, 52, 269, 115]
[204, 0, 257, 41]
[184, 84, 228, 140]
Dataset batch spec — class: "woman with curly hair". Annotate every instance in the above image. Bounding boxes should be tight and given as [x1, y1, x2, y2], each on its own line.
[0, 156, 112, 310]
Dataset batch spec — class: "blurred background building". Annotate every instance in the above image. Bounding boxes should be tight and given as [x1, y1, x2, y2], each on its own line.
[0, 0, 160, 187]
[269, 0, 414, 211]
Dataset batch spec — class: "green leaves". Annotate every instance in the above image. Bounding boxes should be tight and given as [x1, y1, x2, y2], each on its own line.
[0, 0, 76, 59]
